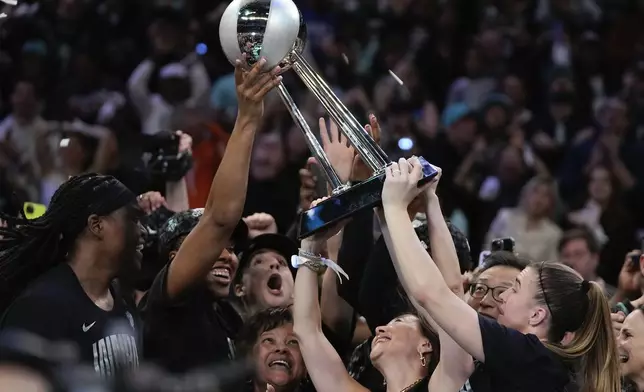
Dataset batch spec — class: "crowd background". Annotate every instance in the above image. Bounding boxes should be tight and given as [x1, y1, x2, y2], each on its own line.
[1, 0, 644, 360]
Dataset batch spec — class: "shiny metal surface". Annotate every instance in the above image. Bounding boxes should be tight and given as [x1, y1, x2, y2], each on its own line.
[235, 1, 271, 67]
[276, 83, 347, 192]
[291, 51, 389, 172]
[220, 0, 304, 71]
[220, 0, 390, 185]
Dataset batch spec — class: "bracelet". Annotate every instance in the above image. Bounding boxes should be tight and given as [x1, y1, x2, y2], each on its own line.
[291, 249, 350, 283]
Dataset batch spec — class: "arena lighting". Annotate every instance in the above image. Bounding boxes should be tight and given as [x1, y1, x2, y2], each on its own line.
[196, 43, 208, 55]
[398, 137, 414, 151]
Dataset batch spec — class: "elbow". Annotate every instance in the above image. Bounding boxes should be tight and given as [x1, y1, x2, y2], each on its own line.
[203, 201, 245, 228]
[200, 213, 240, 234]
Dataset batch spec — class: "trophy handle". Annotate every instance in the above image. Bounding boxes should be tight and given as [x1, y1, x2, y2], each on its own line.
[276, 83, 349, 194]
[290, 51, 390, 173]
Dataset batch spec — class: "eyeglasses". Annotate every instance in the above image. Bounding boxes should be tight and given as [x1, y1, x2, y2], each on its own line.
[469, 283, 509, 302]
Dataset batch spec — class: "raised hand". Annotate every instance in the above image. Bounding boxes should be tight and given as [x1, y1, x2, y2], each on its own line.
[175, 130, 193, 156]
[235, 58, 283, 122]
[382, 157, 430, 210]
[304, 197, 349, 244]
[422, 163, 442, 204]
[298, 157, 318, 211]
[243, 212, 278, 238]
[320, 118, 354, 183]
[137, 192, 168, 214]
[351, 114, 381, 182]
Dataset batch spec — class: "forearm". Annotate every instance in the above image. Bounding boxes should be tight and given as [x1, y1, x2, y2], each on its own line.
[425, 196, 463, 295]
[382, 205, 452, 305]
[383, 204, 484, 361]
[203, 115, 257, 225]
[165, 178, 190, 212]
[293, 252, 364, 392]
[294, 239, 325, 334]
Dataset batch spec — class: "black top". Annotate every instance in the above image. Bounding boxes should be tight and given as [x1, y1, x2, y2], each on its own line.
[0, 264, 141, 376]
[140, 264, 243, 373]
[473, 315, 570, 392]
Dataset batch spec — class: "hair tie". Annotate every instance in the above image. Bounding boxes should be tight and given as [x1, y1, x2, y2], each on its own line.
[581, 280, 591, 294]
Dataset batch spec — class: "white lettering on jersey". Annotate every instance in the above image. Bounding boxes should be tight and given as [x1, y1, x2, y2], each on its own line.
[92, 334, 139, 376]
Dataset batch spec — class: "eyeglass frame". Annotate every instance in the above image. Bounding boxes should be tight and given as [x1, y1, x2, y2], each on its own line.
[468, 282, 510, 302]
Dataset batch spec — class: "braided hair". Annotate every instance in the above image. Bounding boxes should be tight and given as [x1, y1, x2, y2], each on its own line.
[0, 173, 136, 312]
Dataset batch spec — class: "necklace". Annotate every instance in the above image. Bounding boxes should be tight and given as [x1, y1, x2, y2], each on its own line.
[400, 378, 424, 392]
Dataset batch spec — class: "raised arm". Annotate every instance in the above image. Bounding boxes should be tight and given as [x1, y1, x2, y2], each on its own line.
[127, 59, 155, 117]
[164, 60, 282, 299]
[293, 234, 366, 392]
[375, 209, 473, 392]
[381, 158, 485, 362]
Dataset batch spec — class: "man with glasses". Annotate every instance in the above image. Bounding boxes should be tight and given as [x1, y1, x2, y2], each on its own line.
[466, 251, 529, 320]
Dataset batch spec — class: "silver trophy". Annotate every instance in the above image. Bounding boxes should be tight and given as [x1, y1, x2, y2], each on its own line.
[219, 0, 437, 239]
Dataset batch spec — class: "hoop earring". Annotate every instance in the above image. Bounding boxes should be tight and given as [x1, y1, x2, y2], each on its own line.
[420, 354, 427, 368]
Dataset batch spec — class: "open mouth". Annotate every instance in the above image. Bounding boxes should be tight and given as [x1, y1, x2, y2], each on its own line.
[268, 359, 291, 371]
[620, 353, 629, 363]
[267, 273, 283, 295]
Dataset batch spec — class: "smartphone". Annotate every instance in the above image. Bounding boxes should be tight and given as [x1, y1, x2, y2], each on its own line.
[23, 202, 46, 220]
[491, 237, 516, 252]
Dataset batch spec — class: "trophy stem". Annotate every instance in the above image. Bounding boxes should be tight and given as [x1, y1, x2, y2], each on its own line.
[276, 83, 347, 192]
[290, 52, 390, 172]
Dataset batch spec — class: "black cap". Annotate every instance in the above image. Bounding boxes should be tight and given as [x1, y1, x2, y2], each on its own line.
[158, 209, 249, 261]
[234, 234, 299, 285]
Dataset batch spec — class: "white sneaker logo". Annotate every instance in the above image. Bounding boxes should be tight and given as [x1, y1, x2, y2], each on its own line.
[82, 322, 96, 332]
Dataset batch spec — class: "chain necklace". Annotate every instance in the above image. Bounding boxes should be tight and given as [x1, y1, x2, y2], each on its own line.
[400, 378, 424, 392]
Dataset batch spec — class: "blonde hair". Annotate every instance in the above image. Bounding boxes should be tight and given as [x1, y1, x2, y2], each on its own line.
[533, 262, 620, 392]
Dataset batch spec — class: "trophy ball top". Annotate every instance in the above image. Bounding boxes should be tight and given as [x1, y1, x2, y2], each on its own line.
[219, 0, 307, 72]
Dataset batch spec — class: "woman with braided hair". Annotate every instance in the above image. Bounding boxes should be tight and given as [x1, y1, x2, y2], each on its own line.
[0, 173, 145, 376]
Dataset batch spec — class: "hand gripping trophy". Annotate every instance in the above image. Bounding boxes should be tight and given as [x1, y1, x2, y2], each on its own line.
[219, 0, 438, 239]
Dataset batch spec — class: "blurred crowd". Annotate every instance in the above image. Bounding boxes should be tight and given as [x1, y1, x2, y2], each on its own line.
[1, 0, 644, 333]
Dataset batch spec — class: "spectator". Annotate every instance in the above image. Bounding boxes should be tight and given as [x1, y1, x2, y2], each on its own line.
[559, 227, 616, 296]
[485, 176, 562, 262]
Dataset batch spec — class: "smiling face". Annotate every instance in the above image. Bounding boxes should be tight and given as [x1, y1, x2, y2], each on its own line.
[253, 323, 306, 390]
[169, 237, 239, 298]
[618, 310, 644, 379]
[370, 314, 432, 370]
[235, 250, 294, 311]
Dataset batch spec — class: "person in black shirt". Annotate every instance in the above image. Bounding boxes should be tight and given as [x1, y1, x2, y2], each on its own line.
[141, 209, 248, 372]
[0, 173, 144, 376]
[236, 307, 307, 392]
[380, 157, 622, 392]
[138, 58, 283, 372]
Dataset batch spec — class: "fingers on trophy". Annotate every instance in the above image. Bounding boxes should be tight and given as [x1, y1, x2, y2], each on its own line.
[219, 0, 439, 239]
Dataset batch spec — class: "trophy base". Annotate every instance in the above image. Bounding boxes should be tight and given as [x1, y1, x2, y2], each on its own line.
[297, 157, 438, 240]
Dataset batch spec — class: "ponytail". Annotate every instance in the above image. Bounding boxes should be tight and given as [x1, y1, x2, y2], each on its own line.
[544, 282, 621, 392]
[533, 262, 620, 392]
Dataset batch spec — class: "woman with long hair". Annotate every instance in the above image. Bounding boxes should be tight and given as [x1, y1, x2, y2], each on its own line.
[291, 197, 471, 392]
[381, 157, 621, 392]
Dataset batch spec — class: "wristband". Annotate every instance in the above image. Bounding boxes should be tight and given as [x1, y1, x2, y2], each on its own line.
[291, 249, 349, 283]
